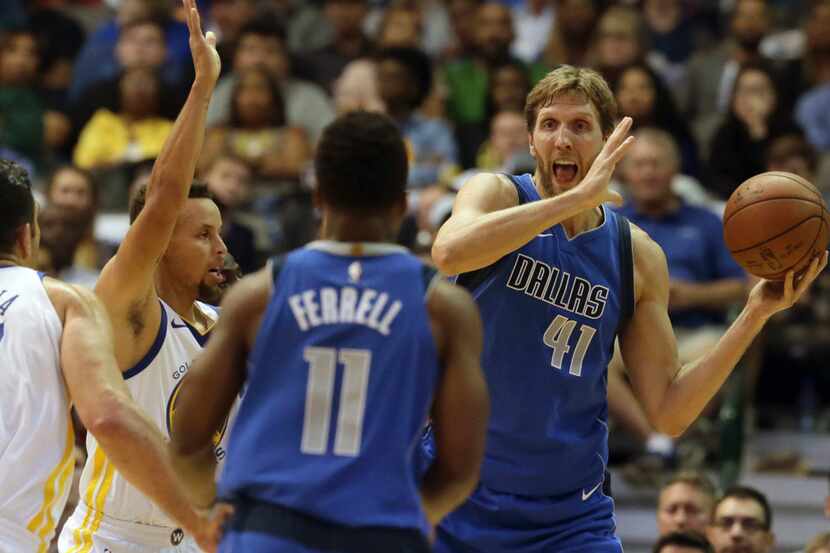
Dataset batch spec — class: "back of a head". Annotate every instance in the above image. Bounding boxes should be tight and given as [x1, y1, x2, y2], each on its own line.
[525, 65, 618, 136]
[0, 160, 34, 255]
[315, 111, 408, 213]
[653, 531, 713, 553]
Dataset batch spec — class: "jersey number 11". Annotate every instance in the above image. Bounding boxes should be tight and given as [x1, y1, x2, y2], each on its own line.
[300, 346, 372, 457]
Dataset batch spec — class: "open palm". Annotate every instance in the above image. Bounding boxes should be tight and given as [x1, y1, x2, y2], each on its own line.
[184, 0, 220, 84]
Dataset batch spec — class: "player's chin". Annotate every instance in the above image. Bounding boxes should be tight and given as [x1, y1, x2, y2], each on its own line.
[197, 281, 223, 305]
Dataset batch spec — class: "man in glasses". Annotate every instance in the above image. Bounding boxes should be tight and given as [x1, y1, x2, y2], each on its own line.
[706, 486, 775, 553]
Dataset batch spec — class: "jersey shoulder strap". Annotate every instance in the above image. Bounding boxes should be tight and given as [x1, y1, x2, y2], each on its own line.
[269, 255, 287, 288]
[615, 213, 635, 333]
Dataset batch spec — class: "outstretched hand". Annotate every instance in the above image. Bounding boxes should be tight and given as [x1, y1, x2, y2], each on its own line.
[184, 0, 220, 85]
[573, 116, 635, 208]
[192, 503, 234, 553]
[747, 251, 829, 319]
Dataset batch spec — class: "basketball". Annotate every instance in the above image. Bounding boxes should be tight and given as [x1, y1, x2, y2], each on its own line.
[723, 171, 830, 280]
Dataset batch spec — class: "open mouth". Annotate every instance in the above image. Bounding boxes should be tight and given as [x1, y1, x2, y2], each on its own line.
[207, 268, 226, 284]
[553, 161, 579, 186]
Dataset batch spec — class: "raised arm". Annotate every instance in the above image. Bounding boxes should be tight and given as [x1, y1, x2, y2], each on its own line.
[620, 229, 828, 437]
[431, 117, 632, 276]
[169, 267, 271, 504]
[96, 0, 220, 311]
[420, 279, 489, 527]
[49, 279, 215, 551]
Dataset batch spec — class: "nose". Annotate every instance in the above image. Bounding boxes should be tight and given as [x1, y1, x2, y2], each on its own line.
[553, 126, 573, 151]
[216, 234, 228, 256]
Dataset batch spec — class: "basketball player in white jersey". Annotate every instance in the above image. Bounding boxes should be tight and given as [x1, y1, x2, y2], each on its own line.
[0, 160, 217, 553]
[58, 2, 230, 552]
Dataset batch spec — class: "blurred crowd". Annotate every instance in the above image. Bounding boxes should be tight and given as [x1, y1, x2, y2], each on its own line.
[2, 0, 829, 550]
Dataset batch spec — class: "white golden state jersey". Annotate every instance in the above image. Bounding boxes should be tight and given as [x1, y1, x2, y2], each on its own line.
[70, 299, 227, 535]
[0, 266, 74, 553]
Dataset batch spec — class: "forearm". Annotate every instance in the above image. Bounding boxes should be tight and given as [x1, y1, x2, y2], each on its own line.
[420, 463, 479, 527]
[433, 190, 589, 275]
[683, 279, 747, 310]
[658, 304, 767, 435]
[170, 445, 217, 509]
[146, 79, 214, 208]
[93, 398, 201, 533]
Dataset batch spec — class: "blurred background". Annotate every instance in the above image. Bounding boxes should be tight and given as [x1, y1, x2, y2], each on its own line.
[2, 0, 828, 551]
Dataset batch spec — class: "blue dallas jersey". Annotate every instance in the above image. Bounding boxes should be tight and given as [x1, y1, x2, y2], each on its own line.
[218, 241, 441, 533]
[457, 174, 633, 498]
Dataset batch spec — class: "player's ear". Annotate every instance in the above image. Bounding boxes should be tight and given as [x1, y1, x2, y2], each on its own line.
[528, 132, 537, 158]
[312, 187, 323, 209]
[396, 194, 408, 217]
[17, 223, 33, 263]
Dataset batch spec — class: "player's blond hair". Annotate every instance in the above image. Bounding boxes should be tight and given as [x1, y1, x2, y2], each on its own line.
[524, 65, 618, 137]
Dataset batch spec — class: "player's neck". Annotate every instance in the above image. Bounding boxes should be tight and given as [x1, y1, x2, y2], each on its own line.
[0, 253, 23, 268]
[154, 273, 199, 323]
[320, 213, 398, 244]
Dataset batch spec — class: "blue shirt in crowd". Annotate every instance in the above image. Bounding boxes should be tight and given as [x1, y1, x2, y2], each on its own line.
[615, 200, 745, 329]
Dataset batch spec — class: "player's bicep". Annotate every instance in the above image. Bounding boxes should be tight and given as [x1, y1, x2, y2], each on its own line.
[56, 283, 132, 428]
[436, 173, 518, 236]
[619, 235, 680, 425]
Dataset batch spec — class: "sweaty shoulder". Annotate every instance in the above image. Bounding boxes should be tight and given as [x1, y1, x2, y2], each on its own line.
[630, 223, 670, 304]
[42, 277, 99, 326]
[455, 172, 519, 214]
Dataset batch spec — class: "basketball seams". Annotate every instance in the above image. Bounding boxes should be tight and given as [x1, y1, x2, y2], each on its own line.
[728, 215, 823, 254]
[723, 196, 827, 226]
[755, 216, 828, 279]
[765, 171, 823, 200]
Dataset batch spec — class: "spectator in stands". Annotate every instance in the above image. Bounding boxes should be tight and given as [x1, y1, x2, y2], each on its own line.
[46, 164, 102, 270]
[590, 5, 650, 86]
[376, 3, 422, 50]
[376, 47, 457, 190]
[653, 531, 714, 553]
[443, 0, 481, 60]
[474, 110, 528, 172]
[642, 0, 696, 89]
[69, 18, 187, 144]
[613, 62, 700, 177]
[73, 67, 173, 170]
[707, 62, 798, 199]
[442, 2, 546, 133]
[201, 67, 310, 184]
[36, 203, 99, 288]
[541, 0, 599, 68]
[657, 472, 717, 537]
[296, 0, 374, 93]
[764, 131, 826, 201]
[201, 154, 260, 275]
[68, 0, 189, 102]
[333, 59, 385, 115]
[206, 20, 335, 144]
[681, 0, 775, 148]
[0, 27, 46, 169]
[509, 0, 554, 64]
[616, 128, 746, 337]
[207, 0, 257, 46]
[806, 532, 830, 553]
[706, 486, 775, 553]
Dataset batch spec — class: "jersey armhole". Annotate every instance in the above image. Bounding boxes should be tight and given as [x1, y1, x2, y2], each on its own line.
[268, 255, 287, 293]
[615, 214, 635, 336]
[421, 264, 440, 300]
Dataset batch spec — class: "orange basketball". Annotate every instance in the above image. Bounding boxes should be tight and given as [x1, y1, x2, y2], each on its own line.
[723, 171, 830, 280]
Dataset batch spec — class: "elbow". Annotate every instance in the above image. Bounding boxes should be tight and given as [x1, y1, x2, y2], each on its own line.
[85, 408, 131, 444]
[651, 413, 689, 438]
[431, 240, 461, 276]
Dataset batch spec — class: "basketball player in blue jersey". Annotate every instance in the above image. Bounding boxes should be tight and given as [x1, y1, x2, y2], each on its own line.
[427, 64, 828, 552]
[169, 111, 490, 553]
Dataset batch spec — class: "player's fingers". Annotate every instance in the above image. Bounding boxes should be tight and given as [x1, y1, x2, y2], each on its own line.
[783, 269, 795, 304]
[606, 117, 633, 150]
[191, 6, 203, 36]
[205, 30, 217, 48]
[609, 135, 635, 165]
[794, 254, 822, 297]
[604, 189, 624, 207]
[184, 0, 196, 34]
